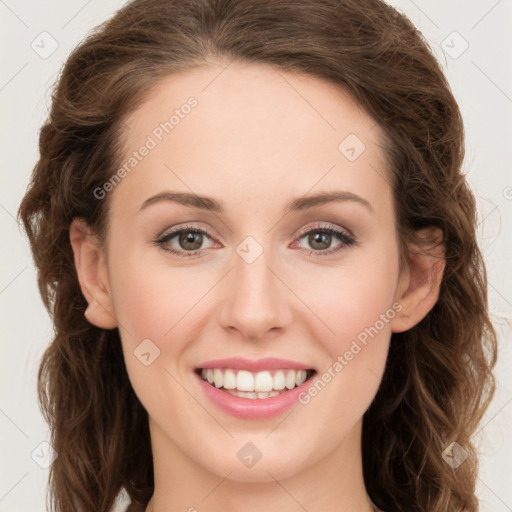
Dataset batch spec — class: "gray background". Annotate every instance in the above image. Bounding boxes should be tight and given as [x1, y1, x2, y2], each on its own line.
[1, 1, 511, 511]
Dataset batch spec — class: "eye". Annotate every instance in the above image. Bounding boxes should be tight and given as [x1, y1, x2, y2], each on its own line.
[155, 224, 217, 257]
[154, 222, 357, 258]
[293, 223, 357, 256]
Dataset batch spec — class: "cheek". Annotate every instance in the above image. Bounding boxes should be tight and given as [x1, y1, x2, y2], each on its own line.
[109, 252, 205, 413]
[297, 248, 400, 409]
[306, 252, 399, 351]
[109, 248, 203, 340]
[108, 249, 222, 397]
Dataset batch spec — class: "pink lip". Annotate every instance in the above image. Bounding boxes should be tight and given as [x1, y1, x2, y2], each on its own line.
[196, 357, 313, 372]
[196, 375, 314, 419]
[195, 375, 315, 419]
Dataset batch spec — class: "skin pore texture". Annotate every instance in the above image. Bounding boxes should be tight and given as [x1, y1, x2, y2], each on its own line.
[69, 60, 445, 512]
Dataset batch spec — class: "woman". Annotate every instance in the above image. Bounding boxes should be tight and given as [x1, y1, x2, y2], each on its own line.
[17, 0, 497, 511]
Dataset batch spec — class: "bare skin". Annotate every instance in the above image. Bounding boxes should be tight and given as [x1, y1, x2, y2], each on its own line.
[70, 59, 444, 512]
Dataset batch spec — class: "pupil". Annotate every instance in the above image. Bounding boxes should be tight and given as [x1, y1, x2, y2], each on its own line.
[310, 232, 330, 250]
[180, 231, 202, 250]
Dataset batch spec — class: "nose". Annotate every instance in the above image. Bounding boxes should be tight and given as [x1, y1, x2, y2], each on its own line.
[217, 241, 293, 342]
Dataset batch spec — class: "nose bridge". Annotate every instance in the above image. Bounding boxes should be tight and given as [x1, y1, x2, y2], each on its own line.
[218, 234, 291, 339]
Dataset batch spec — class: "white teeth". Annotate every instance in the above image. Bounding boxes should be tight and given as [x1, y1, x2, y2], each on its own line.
[273, 370, 286, 390]
[223, 369, 237, 389]
[213, 368, 223, 388]
[254, 371, 273, 392]
[225, 389, 282, 399]
[236, 370, 254, 391]
[285, 371, 296, 390]
[199, 368, 312, 393]
[295, 370, 307, 386]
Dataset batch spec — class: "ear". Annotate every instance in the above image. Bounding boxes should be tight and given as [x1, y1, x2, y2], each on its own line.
[390, 227, 445, 333]
[69, 218, 118, 329]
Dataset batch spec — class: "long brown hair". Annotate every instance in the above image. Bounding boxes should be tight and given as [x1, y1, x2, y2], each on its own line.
[17, 0, 497, 510]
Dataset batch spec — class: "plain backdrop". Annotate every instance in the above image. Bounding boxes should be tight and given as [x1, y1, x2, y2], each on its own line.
[1, 1, 511, 511]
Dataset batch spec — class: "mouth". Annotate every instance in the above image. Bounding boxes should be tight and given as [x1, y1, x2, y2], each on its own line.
[194, 367, 317, 400]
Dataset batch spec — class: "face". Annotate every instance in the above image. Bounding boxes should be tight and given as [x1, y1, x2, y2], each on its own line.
[91, 60, 408, 482]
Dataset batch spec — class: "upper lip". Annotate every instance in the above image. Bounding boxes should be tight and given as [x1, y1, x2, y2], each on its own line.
[195, 357, 315, 373]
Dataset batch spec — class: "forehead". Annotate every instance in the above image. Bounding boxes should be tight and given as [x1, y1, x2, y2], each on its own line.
[112, 60, 393, 221]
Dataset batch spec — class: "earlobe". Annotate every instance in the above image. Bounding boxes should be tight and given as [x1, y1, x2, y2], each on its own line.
[390, 227, 445, 333]
[69, 218, 118, 330]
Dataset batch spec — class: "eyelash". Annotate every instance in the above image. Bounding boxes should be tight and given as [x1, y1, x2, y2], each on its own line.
[154, 223, 357, 258]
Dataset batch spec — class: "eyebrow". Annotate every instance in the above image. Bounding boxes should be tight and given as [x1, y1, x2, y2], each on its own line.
[138, 190, 373, 214]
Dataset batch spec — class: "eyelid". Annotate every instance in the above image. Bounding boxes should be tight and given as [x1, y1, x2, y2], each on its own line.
[295, 221, 355, 241]
[157, 223, 212, 240]
[156, 223, 219, 248]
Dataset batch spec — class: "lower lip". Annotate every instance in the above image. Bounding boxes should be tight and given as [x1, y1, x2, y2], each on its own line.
[195, 372, 314, 419]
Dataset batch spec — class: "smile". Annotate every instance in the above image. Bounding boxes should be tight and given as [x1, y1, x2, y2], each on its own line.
[197, 368, 316, 399]
[194, 358, 317, 419]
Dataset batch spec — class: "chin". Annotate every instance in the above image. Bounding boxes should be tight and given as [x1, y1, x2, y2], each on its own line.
[194, 438, 314, 483]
